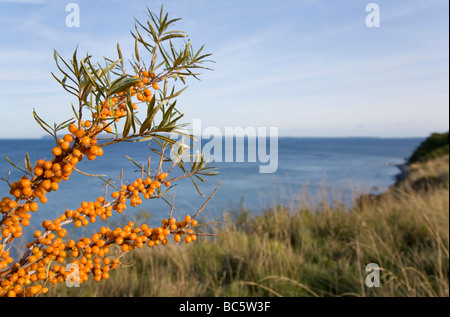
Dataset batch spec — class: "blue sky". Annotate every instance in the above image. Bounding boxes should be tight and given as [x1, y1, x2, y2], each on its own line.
[0, 0, 448, 138]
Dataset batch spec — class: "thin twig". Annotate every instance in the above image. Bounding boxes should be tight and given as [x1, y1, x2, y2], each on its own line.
[192, 182, 222, 220]
[169, 193, 175, 220]
[73, 168, 107, 178]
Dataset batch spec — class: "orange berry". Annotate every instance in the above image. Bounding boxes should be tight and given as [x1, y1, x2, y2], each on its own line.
[61, 141, 70, 150]
[8, 200, 17, 209]
[34, 167, 44, 176]
[64, 134, 74, 143]
[81, 136, 91, 146]
[75, 129, 85, 138]
[89, 146, 99, 155]
[44, 169, 54, 178]
[52, 163, 61, 172]
[52, 147, 62, 156]
[20, 179, 31, 188]
[30, 202, 38, 212]
[22, 187, 32, 197]
[63, 164, 73, 173]
[68, 124, 78, 134]
[69, 157, 79, 165]
[14, 285, 23, 295]
[43, 161, 53, 170]
[13, 188, 22, 198]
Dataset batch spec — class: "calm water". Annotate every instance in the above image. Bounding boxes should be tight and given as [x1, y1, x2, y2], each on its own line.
[0, 137, 423, 229]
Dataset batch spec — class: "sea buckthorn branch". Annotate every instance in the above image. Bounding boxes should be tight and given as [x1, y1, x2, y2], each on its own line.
[0, 178, 220, 297]
[1, 5, 211, 242]
[0, 6, 218, 297]
[0, 125, 108, 244]
[1, 145, 218, 296]
[14, 148, 212, 269]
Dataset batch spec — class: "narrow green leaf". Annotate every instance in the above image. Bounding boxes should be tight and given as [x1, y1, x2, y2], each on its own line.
[117, 43, 123, 68]
[25, 152, 32, 172]
[5, 156, 27, 174]
[135, 37, 140, 63]
[189, 176, 205, 197]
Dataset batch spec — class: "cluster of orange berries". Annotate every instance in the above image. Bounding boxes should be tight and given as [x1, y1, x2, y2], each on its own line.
[1, 123, 103, 214]
[0, 248, 121, 297]
[32, 172, 171, 250]
[0, 246, 13, 271]
[0, 123, 105, 247]
[92, 70, 159, 134]
[0, 275, 48, 297]
[93, 97, 128, 133]
[0, 213, 199, 297]
[0, 167, 195, 297]
[136, 70, 158, 102]
[0, 196, 36, 240]
[111, 172, 170, 212]
[103, 215, 199, 251]
[65, 256, 120, 285]
[0, 117, 111, 291]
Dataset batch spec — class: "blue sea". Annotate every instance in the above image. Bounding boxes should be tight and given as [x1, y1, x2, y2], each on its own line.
[0, 137, 423, 232]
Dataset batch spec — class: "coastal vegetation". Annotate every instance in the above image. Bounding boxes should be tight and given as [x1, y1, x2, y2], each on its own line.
[408, 132, 449, 164]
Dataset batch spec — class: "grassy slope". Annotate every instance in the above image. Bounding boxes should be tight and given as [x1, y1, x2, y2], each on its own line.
[48, 154, 449, 297]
